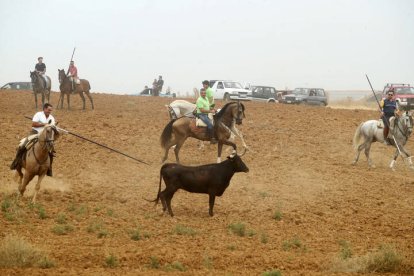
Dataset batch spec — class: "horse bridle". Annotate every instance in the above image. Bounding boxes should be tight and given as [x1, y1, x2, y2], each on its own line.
[32, 126, 58, 165]
[394, 114, 413, 140]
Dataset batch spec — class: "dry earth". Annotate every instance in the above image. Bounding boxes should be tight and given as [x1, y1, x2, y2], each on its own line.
[0, 90, 413, 275]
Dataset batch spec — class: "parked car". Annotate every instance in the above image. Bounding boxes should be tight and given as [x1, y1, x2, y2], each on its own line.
[1, 82, 33, 90]
[209, 80, 250, 101]
[137, 88, 176, 98]
[382, 83, 414, 111]
[248, 86, 278, 103]
[283, 88, 328, 106]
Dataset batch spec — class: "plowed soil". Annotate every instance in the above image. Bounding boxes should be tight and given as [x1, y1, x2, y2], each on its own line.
[0, 90, 413, 275]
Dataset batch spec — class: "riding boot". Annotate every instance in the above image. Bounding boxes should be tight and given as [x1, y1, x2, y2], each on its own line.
[383, 126, 391, 145]
[46, 151, 54, 177]
[210, 129, 217, 144]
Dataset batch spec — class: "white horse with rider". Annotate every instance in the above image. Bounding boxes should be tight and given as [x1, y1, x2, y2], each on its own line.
[352, 111, 413, 170]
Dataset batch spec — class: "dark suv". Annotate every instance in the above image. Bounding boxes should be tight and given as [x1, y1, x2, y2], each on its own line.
[283, 88, 327, 106]
[382, 83, 414, 111]
[1, 82, 33, 90]
[248, 86, 278, 103]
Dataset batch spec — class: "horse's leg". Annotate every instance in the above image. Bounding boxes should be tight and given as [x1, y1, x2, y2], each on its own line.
[85, 92, 94, 110]
[32, 173, 46, 203]
[34, 92, 38, 109]
[364, 142, 375, 168]
[390, 149, 399, 171]
[41, 91, 45, 107]
[217, 142, 223, 163]
[79, 91, 86, 110]
[173, 139, 186, 164]
[352, 142, 366, 165]
[19, 172, 35, 197]
[232, 124, 248, 149]
[67, 93, 71, 110]
[161, 137, 178, 164]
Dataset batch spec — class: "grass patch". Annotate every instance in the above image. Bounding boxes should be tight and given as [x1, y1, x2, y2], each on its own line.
[87, 219, 108, 238]
[331, 244, 405, 273]
[203, 254, 213, 269]
[0, 235, 51, 268]
[38, 256, 55, 269]
[282, 237, 304, 251]
[130, 229, 141, 241]
[261, 233, 269, 244]
[149, 256, 160, 269]
[228, 222, 246, 237]
[165, 261, 186, 271]
[247, 229, 256, 237]
[227, 244, 236, 251]
[52, 224, 74, 235]
[173, 224, 196, 236]
[55, 213, 67, 224]
[1, 195, 21, 221]
[262, 269, 282, 276]
[273, 210, 283, 221]
[259, 191, 269, 198]
[106, 208, 114, 217]
[339, 240, 353, 259]
[105, 254, 119, 268]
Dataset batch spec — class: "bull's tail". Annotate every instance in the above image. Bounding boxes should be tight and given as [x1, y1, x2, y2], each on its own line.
[143, 168, 163, 205]
[353, 122, 364, 150]
[160, 119, 176, 149]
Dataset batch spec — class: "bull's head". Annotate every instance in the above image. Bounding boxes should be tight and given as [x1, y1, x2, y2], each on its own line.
[228, 153, 249, 173]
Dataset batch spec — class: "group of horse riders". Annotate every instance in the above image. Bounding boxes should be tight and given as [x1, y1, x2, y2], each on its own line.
[35, 57, 80, 92]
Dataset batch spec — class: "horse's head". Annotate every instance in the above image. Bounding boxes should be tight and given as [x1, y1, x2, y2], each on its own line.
[402, 111, 414, 136]
[39, 123, 60, 153]
[215, 102, 246, 125]
[30, 71, 39, 83]
[58, 69, 66, 84]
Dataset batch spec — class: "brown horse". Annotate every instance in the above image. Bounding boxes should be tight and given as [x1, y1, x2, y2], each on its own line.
[15, 124, 60, 203]
[57, 69, 94, 110]
[30, 71, 51, 109]
[160, 101, 246, 163]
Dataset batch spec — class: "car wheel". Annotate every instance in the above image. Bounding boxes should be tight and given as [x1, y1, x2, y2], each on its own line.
[224, 93, 230, 102]
[268, 99, 276, 103]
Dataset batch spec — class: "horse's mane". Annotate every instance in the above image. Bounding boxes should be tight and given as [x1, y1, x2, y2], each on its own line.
[215, 102, 241, 121]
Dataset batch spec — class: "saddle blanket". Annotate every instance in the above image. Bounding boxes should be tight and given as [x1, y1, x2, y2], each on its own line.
[196, 113, 214, 127]
[18, 134, 38, 150]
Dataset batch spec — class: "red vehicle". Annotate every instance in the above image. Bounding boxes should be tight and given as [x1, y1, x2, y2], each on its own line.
[382, 83, 414, 110]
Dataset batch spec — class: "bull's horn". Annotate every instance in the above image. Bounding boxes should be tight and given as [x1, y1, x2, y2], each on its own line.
[237, 147, 247, 157]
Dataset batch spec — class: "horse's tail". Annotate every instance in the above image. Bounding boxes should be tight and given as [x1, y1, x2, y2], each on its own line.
[143, 167, 163, 205]
[353, 122, 364, 150]
[160, 119, 176, 149]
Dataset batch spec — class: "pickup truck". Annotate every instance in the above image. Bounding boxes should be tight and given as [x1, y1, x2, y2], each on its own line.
[209, 80, 250, 101]
[382, 83, 414, 111]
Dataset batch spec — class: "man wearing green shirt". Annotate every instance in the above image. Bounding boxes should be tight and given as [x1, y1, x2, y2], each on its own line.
[203, 80, 215, 108]
[197, 88, 217, 143]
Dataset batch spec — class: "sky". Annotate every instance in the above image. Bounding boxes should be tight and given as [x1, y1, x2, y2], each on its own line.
[0, 0, 413, 95]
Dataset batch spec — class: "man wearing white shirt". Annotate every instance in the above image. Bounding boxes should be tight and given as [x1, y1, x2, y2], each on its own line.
[31, 103, 56, 134]
[11, 103, 57, 176]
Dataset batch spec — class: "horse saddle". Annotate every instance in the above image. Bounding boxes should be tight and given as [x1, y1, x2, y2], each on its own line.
[18, 134, 38, 150]
[196, 113, 214, 127]
[377, 116, 396, 129]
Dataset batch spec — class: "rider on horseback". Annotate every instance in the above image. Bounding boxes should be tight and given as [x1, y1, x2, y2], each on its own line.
[380, 89, 400, 145]
[68, 61, 80, 93]
[35, 57, 48, 89]
[197, 88, 217, 143]
[202, 80, 215, 109]
[10, 103, 56, 176]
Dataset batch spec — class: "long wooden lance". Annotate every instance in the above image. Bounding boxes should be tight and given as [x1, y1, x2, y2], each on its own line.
[25, 116, 149, 165]
[66, 47, 76, 75]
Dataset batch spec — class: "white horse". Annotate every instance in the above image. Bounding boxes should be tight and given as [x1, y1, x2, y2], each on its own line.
[166, 99, 249, 156]
[352, 112, 413, 170]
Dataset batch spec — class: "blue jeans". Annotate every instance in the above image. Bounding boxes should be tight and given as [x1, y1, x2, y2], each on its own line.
[198, 113, 213, 132]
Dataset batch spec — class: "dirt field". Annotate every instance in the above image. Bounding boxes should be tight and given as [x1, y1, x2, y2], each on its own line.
[0, 90, 413, 275]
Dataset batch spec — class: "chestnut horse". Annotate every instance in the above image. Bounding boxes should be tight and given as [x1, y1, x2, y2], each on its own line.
[57, 69, 94, 110]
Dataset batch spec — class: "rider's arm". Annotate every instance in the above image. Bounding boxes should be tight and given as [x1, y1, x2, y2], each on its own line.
[32, 121, 46, 128]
